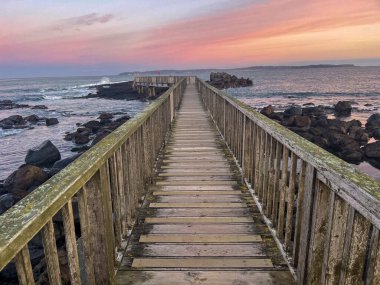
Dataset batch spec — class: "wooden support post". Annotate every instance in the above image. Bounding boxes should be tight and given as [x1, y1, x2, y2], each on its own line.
[41, 220, 61, 285]
[14, 246, 35, 285]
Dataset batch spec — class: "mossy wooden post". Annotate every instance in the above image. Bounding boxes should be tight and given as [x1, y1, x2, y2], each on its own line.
[84, 172, 114, 284]
[41, 220, 61, 285]
[14, 246, 35, 285]
[62, 200, 81, 285]
[77, 186, 95, 285]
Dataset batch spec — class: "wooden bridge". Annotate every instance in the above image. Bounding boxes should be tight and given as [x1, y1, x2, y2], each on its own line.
[0, 76, 379, 284]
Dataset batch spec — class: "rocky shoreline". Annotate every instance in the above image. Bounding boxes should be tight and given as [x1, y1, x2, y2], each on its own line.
[207, 72, 253, 89]
[260, 102, 380, 169]
[0, 81, 169, 284]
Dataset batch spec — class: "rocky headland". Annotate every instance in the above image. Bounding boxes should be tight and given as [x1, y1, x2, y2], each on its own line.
[207, 72, 253, 89]
[84, 81, 168, 100]
[260, 101, 380, 169]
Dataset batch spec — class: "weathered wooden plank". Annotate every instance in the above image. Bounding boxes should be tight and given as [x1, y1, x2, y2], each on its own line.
[41, 220, 61, 285]
[292, 160, 306, 266]
[62, 201, 81, 285]
[324, 196, 349, 285]
[296, 163, 316, 284]
[306, 181, 332, 284]
[14, 246, 35, 285]
[116, 271, 294, 285]
[145, 217, 254, 223]
[342, 211, 371, 284]
[132, 258, 273, 268]
[139, 234, 262, 243]
[153, 191, 240, 195]
[277, 146, 289, 240]
[149, 202, 245, 208]
[77, 187, 95, 285]
[284, 152, 297, 251]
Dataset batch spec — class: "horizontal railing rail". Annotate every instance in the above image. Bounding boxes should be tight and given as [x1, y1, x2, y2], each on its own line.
[197, 78, 380, 284]
[0, 77, 187, 284]
[134, 76, 196, 85]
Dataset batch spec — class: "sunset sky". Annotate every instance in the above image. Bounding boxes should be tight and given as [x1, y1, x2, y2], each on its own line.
[1, 0, 380, 77]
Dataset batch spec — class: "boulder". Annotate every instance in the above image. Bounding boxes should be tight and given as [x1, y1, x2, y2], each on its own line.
[0, 118, 14, 129]
[0, 194, 15, 215]
[91, 130, 112, 146]
[334, 101, 352, 116]
[31, 105, 48, 109]
[8, 115, 25, 124]
[98, 113, 114, 120]
[71, 145, 91, 152]
[25, 114, 40, 123]
[294, 115, 311, 128]
[76, 127, 92, 135]
[74, 133, 90, 144]
[302, 107, 326, 118]
[208, 72, 253, 89]
[268, 112, 284, 122]
[260, 105, 274, 117]
[365, 113, 380, 138]
[64, 132, 75, 141]
[45, 118, 59, 126]
[25, 140, 61, 167]
[4, 165, 49, 198]
[83, 120, 101, 132]
[365, 141, 380, 158]
[284, 106, 302, 117]
[348, 126, 369, 145]
[50, 154, 81, 176]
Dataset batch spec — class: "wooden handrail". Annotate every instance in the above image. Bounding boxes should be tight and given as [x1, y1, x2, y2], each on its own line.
[196, 78, 380, 284]
[0, 77, 187, 284]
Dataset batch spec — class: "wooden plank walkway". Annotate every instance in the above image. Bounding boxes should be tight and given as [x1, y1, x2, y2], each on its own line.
[115, 84, 294, 284]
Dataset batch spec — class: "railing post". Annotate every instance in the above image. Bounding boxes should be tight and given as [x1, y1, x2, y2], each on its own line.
[170, 91, 174, 122]
[296, 163, 316, 284]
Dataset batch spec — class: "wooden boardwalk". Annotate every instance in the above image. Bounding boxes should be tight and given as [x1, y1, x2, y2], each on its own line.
[115, 84, 294, 284]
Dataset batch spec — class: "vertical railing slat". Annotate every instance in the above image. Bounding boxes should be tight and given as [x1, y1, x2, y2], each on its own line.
[41, 220, 61, 285]
[62, 200, 81, 285]
[14, 246, 35, 285]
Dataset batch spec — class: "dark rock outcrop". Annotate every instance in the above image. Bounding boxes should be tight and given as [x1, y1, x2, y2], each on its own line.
[260, 105, 274, 116]
[25, 114, 40, 123]
[25, 140, 61, 167]
[0, 100, 29, 110]
[365, 113, 380, 139]
[50, 154, 81, 176]
[334, 101, 352, 117]
[0, 193, 15, 215]
[260, 105, 377, 166]
[207, 72, 253, 89]
[4, 165, 49, 199]
[45, 118, 59, 126]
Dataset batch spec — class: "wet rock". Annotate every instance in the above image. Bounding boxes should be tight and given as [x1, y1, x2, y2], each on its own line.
[365, 103, 373, 107]
[260, 105, 274, 117]
[74, 132, 90, 144]
[284, 106, 302, 117]
[365, 141, 380, 158]
[76, 127, 92, 136]
[302, 107, 326, 118]
[268, 112, 284, 122]
[45, 117, 59, 126]
[327, 119, 349, 134]
[0, 118, 14, 129]
[31, 105, 48, 109]
[83, 120, 101, 132]
[71, 145, 90, 152]
[98, 113, 114, 121]
[4, 165, 49, 199]
[114, 115, 131, 124]
[91, 130, 112, 146]
[365, 113, 380, 138]
[49, 154, 81, 176]
[25, 114, 40, 123]
[64, 132, 75, 141]
[334, 101, 352, 116]
[25, 140, 61, 167]
[303, 102, 315, 106]
[348, 126, 369, 145]
[207, 72, 252, 89]
[0, 100, 29, 110]
[294, 115, 311, 128]
[0, 194, 15, 215]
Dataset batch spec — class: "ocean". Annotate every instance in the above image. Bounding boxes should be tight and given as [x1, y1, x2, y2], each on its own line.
[0, 66, 379, 180]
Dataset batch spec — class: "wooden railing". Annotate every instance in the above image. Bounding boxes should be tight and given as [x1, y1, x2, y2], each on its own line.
[0, 78, 186, 284]
[197, 78, 380, 284]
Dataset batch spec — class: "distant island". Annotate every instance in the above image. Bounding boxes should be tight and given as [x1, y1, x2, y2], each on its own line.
[120, 64, 355, 75]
